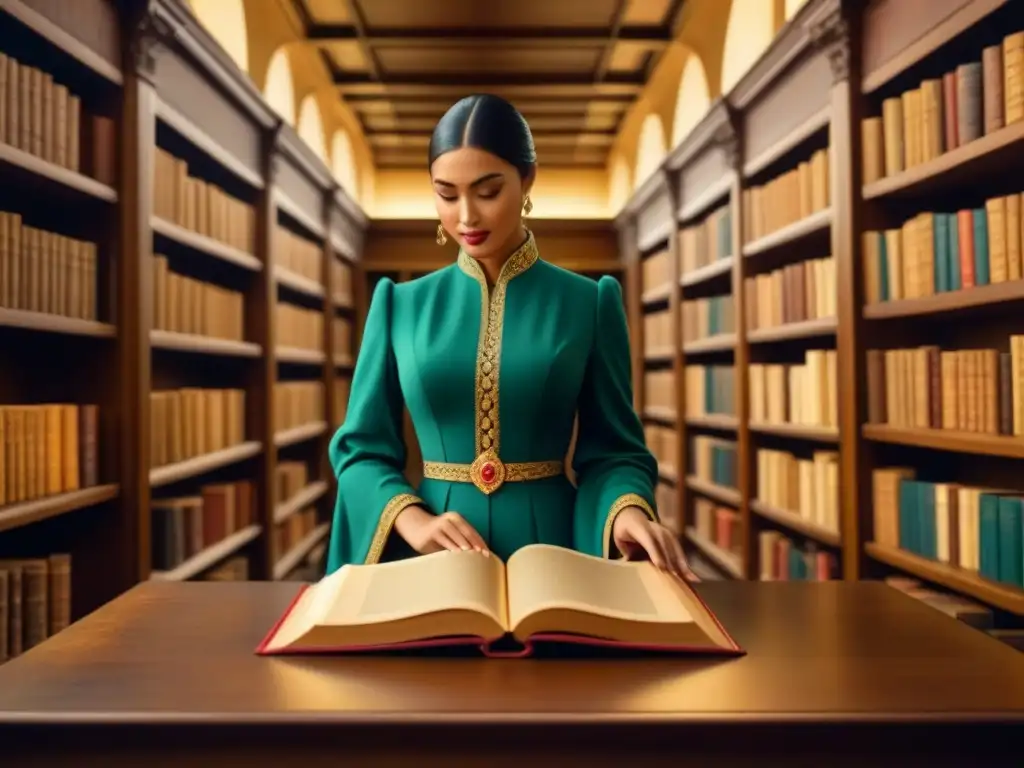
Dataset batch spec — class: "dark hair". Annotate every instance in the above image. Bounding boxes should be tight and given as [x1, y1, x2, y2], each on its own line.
[428, 94, 537, 179]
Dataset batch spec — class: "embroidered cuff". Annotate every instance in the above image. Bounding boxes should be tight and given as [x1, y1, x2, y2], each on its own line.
[601, 493, 658, 559]
[365, 493, 423, 564]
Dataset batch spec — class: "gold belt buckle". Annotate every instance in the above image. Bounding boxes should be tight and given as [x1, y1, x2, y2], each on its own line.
[469, 448, 505, 495]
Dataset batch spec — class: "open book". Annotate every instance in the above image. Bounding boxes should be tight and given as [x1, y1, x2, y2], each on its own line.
[257, 544, 742, 657]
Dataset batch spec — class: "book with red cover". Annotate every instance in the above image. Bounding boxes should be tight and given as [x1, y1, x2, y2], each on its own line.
[256, 544, 743, 658]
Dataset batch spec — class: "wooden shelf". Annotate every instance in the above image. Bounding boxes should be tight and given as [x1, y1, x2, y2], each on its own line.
[643, 347, 675, 363]
[152, 217, 262, 272]
[863, 424, 1024, 460]
[865, 542, 1024, 615]
[683, 334, 736, 354]
[862, 121, 1024, 201]
[641, 284, 673, 305]
[685, 414, 739, 432]
[747, 317, 837, 343]
[276, 347, 327, 365]
[274, 481, 329, 525]
[684, 527, 742, 579]
[275, 267, 326, 300]
[863, 280, 1024, 320]
[0, 141, 117, 202]
[334, 355, 354, 368]
[150, 525, 262, 582]
[686, 476, 742, 507]
[273, 523, 331, 580]
[658, 463, 678, 483]
[149, 441, 262, 488]
[750, 500, 841, 547]
[749, 423, 839, 443]
[155, 97, 263, 189]
[0, 0, 123, 85]
[274, 421, 328, 448]
[150, 330, 262, 358]
[277, 191, 325, 241]
[680, 257, 733, 289]
[0, 485, 119, 535]
[741, 208, 832, 258]
[642, 407, 677, 424]
[0, 308, 116, 338]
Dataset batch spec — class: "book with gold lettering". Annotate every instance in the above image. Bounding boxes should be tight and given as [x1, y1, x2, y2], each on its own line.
[256, 544, 743, 657]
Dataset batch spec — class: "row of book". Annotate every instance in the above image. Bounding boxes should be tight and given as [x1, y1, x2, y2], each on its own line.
[153, 147, 256, 255]
[872, 468, 1023, 590]
[643, 309, 673, 355]
[863, 196, 1022, 304]
[741, 147, 830, 244]
[642, 370, 676, 418]
[333, 317, 353, 361]
[861, 31, 1023, 184]
[273, 506, 319, 568]
[692, 499, 741, 559]
[684, 365, 735, 418]
[691, 435, 736, 489]
[0, 403, 98, 508]
[0, 553, 71, 663]
[331, 259, 354, 305]
[643, 424, 677, 475]
[276, 226, 321, 283]
[151, 480, 256, 572]
[274, 381, 325, 433]
[150, 388, 247, 468]
[755, 447, 839, 534]
[758, 532, 837, 581]
[865, 340, 1023, 436]
[640, 247, 672, 296]
[749, 350, 838, 430]
[277, 302, 324, 352]
[0, 53, 112, 181]
[679, 204, 733, 277]
[682, 294, 735, 343]
[0, 212, 98, 321]
[655, 482, 677, 532]
[745, 255, 836, 331]
[152, 254, 244, 341]
[203, 556, 249, 581]
[275, 461, 315, 510]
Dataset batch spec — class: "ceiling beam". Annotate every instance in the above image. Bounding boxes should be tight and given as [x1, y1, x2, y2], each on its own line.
[307, 25, 672, 48]
[343, 93, 637, 105]
[338, 0, 383, 81]
[334, 71, 645, 87]
[363, 127, 617, 137]
[595, 0, 629, 83]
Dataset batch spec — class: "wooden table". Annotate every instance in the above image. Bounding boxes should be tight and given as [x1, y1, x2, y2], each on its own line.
[0, 580, 1022, 766]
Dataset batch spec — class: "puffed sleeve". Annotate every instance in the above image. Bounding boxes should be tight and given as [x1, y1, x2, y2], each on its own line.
[572, 276, 659, 558]
[325, 278, 423, 573]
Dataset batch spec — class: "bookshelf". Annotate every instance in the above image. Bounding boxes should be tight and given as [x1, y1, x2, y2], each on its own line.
[0, 0, 366, 663]
[619, 0, 1024, 630]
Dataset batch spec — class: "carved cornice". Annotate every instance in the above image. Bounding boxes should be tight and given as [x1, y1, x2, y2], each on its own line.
[711, 121, 740, 170]
[807, 6, 851, 84]
[129, 5, 174, 84]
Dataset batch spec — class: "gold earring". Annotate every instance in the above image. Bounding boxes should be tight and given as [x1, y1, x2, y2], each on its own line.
[523, 195, 533, 216]
[436, 223, 447, 246]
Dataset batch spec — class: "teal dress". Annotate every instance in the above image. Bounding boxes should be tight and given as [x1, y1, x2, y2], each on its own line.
[325, 231, 659, 572]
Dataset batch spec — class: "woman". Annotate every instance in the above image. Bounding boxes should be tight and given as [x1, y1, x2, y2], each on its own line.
[326, 94, 693, 579]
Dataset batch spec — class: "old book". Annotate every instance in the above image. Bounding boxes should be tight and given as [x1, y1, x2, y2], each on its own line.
[257, 544, 743, 658]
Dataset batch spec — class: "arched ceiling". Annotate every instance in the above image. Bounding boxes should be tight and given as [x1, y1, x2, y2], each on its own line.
[286, 0, 687, 170]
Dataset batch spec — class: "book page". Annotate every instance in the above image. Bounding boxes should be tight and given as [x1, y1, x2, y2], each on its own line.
[326, 550, 507, 628]
[264, 551, 508, 652]
[506, 544, 692, 629]
[505, 545, 730, 647]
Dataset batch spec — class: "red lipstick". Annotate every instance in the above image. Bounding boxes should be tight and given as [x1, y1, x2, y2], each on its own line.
[461, 230, 490, 246]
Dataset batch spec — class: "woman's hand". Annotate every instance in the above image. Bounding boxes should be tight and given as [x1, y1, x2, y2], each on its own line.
[612, 506, 698, 581]
[395, 506, 490, 556]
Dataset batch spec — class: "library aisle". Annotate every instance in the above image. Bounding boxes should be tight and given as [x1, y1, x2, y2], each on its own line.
[0, 0, 1023, 674]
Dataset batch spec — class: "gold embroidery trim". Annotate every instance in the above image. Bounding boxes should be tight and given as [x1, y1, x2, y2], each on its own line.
[601, 493, 658, 559]
[457, 231, 540, 459]
[423, 459, 563, 486]
[364, 493, 423, 564]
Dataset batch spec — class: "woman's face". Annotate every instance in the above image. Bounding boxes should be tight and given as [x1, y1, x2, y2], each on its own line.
[430, 147, 533, 260]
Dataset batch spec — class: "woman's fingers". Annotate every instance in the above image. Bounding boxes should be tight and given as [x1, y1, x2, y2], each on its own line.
[443, 511, 490, 554]
[664, 530, 697, 581]
[633, 523, 669, 570]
